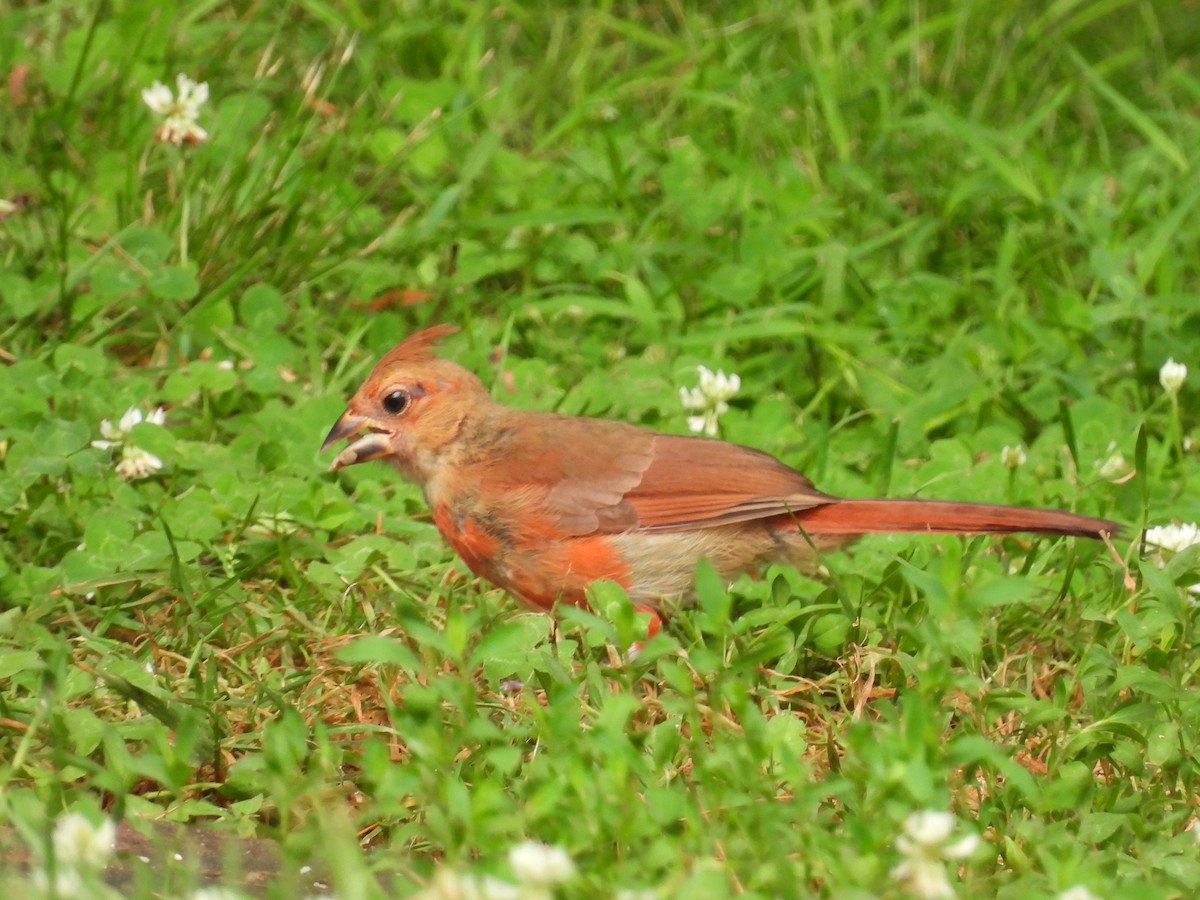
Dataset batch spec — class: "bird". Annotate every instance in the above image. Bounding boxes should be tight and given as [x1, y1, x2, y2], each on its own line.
[322, 325, 1120, 628]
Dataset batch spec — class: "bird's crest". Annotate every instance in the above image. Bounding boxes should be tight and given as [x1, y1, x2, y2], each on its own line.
[376, 324, 459, 371]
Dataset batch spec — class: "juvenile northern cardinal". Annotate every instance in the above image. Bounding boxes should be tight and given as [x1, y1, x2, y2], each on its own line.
[322, 326, 1119, 619]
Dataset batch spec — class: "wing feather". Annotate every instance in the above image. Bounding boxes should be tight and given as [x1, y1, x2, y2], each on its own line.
[624, 434, 833, 531]
[480, 417, 832, 536]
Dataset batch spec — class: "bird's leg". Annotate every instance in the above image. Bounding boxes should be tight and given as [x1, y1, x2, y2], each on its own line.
[625, 604, 663, 661]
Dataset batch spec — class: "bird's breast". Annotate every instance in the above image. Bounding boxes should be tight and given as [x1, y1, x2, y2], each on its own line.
[431, 504, 506, 584]
[429, 501, 636, 611]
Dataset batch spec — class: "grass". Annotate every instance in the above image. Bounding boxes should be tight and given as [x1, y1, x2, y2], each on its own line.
[1, 0, 1199, 896]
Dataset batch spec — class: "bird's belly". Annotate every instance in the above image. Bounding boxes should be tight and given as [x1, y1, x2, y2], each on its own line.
[607, 526, 769, 604]
[431, 503, 837, 613]
[609, 521, 841, 608]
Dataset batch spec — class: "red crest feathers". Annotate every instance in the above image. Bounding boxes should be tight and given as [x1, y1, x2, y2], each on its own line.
[377, 324, 459, 370]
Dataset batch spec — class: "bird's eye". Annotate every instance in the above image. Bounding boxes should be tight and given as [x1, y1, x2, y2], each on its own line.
[382, 389, 411, 415]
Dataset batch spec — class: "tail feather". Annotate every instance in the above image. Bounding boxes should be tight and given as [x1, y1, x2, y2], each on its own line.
[797, 499, 1119, 540]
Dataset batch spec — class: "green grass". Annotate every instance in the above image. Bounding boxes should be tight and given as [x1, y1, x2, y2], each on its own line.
[2, 0, 1199, 896]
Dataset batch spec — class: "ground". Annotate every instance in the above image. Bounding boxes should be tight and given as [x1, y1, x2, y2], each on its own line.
[1, 1, 1199, 897]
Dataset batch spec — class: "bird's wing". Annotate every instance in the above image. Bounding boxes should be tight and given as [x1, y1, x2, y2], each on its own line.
[623, 433, 834, 532]
[486, 415, 832, 536]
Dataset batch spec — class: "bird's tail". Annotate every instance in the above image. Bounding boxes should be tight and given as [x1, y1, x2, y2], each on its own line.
[797, 498, 1119, 540]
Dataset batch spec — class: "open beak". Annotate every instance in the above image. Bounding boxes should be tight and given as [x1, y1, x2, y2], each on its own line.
[321, 410, 393, 471]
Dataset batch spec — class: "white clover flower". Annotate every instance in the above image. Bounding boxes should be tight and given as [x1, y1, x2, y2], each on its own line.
[698, 365, 740, 401]
[680, 365, 740, 436]
[1096, 441, 1127, 478]
[413, 870, 520, 900]
[594, 103, 619, 122]
[92, 406, 166, 480]
[468, 876, 521, 900]
[1160, 358, 1187, 396]
[1000, 445, 1027, 469]
[92, 417, 124, 450]
[892, 811, 978, 899]
[31, 867, 84, 898]
[1058, 887, 1102, 900]
[508, 840, 575, 887]
[246, 511, 300, 537]
[1144, 522, 1200, 553]
[52, 812, 116, 871]
[92, 406, 166, 449]
[1190, 819, 1200, 844]
[142, 73, 210, 145]
[114, 444, 164, 480]
[1144, 523, 1200, 598]
[189, 889, 248, 900]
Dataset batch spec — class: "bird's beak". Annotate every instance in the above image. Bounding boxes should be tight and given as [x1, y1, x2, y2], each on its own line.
[321, 410, 392, 471]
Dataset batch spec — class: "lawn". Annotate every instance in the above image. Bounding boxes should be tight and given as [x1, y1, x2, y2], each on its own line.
[2, 1, 1199, 897]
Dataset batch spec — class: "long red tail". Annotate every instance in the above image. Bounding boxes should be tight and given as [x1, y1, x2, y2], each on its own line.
[797, 498, 1119, 539]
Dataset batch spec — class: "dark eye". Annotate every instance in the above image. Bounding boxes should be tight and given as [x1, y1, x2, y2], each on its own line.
[382, 389, 411, 415]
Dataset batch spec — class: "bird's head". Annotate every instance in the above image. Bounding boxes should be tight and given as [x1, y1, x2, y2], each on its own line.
[321, 325, 489, 482]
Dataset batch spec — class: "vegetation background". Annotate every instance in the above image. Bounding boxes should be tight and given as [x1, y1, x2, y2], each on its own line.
[2, 0, 1199, 896]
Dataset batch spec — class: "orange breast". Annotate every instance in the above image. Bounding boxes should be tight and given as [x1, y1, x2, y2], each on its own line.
[432, 505, 502, 582]
[504, 535, 632, 610]
[432, 503, 633, 612]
